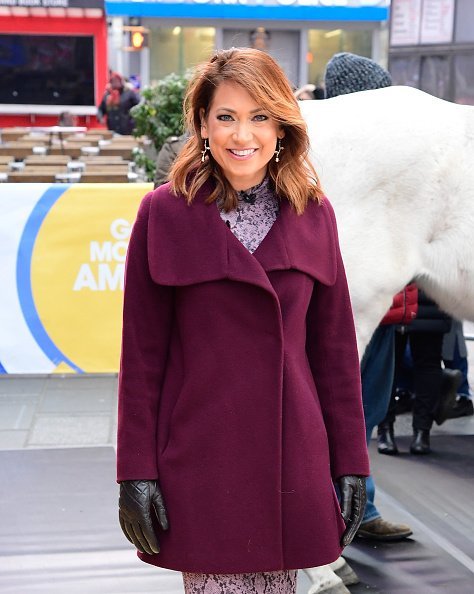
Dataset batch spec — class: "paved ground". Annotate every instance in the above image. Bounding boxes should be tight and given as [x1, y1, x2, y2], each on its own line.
[1, 330, 473, 593]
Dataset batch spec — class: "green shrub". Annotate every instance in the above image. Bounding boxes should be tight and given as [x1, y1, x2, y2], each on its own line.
[131, 71, 192, 181]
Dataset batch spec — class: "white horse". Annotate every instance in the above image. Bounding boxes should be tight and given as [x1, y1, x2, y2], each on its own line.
[300, 86, 474, 357]
[300, 87, 474, 593]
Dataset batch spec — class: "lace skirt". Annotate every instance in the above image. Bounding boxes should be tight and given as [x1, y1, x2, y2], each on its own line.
[182, 570, 297, 594]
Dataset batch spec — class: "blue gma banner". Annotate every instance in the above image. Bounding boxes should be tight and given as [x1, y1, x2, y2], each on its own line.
[0, 183, 152, 374]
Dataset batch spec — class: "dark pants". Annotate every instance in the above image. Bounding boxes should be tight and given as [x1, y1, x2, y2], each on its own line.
[385, 331, 444, 431]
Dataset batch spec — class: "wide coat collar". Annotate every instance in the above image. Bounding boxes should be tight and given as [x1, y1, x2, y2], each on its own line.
[147, 181, 338, 291]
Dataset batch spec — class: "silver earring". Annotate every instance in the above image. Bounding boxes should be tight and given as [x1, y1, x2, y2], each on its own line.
[201, 139, 210, 163]
[274, 139, 284, 163]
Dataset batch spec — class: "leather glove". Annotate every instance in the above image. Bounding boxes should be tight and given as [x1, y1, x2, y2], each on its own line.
[119, 479, 169, 555]
[337, 475, 367, 547]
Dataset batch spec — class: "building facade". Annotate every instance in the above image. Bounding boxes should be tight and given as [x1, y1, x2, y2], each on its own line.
[389, 0, 474, 104]
[105, 0, 390, 90]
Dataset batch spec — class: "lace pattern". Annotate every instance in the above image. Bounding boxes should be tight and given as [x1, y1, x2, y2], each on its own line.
[182, 570, 297, 594]
[219, 177, 280, 254]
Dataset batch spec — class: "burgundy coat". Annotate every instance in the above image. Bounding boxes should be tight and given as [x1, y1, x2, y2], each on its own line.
[117, 182, 370, 574]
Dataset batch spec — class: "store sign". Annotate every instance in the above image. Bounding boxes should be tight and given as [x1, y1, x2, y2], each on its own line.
[390, 0, 422, 45]
[162, 0, 388, 4]
[390, 0, 455, 46]
[420, 0, 454, 44]
[190, 0, 387, 4]
[105, 0, 389, 20]
[0, 0, 104, 7]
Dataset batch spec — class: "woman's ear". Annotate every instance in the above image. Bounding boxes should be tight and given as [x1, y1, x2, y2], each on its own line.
[278, 127, 285, 140]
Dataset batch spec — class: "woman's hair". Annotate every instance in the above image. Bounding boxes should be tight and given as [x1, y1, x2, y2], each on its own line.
[170, 48, 323, 214]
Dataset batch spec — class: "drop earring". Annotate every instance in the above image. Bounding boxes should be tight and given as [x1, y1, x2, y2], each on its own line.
[274, 138, 284, 163]
[201, 139, 210, 163]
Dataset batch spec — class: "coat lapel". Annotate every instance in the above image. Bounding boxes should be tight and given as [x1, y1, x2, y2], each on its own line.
[148, 183, 337, 291]
[253, 198, 337, 286]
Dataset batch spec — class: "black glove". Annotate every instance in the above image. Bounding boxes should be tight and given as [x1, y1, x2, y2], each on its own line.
[337, 475, 367, 547]
[119, 479, 169, 555]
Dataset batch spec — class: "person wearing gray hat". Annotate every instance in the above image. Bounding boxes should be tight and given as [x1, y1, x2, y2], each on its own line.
[324, 52, 392, 99]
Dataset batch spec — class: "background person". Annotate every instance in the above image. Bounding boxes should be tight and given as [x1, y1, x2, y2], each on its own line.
[97, 71, 139, 135]
[442, 319, 474, 418]
[154, 132, 188, 188]
[117, 47, 369, 594]
[294, 83, 316, 100]
[379, 292, 461, 455]
[58, 111, 77, 127]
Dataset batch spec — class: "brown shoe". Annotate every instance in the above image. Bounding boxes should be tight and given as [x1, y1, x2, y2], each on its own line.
[356, 517, 413, 541]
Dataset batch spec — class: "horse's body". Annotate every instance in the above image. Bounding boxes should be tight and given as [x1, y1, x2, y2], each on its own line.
[300, 87, 474, 355]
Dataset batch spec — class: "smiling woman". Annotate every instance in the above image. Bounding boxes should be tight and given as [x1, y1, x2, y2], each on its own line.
[171, 47, 323, 213]
[117, 47, 370, 594]
[199, 81, 284, 191]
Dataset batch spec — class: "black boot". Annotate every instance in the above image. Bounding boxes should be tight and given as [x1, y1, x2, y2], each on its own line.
[410, 429, 431, 455]
[433, 369, 463, 425]
[377, 422, 399, 455]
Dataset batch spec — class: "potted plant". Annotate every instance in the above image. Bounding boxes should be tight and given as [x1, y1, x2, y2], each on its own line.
[131, 70, 192, 181]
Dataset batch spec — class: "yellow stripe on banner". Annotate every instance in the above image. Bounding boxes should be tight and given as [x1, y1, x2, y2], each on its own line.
[54, 362, 78, 374]
[30, 183, 153, 373]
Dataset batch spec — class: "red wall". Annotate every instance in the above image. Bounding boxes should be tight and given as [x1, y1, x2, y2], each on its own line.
[0, 15, 108, 128]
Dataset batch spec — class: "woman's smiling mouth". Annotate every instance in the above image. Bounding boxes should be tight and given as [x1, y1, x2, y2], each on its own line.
[228, 148, 257, 159]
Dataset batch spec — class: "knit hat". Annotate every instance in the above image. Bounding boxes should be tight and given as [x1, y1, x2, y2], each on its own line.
[324, 52, 392, 99]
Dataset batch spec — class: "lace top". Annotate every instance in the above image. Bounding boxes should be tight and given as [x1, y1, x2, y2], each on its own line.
[218, 177, 280, 254]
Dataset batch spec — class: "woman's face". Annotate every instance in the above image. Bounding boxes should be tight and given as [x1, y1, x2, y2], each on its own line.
[110, 76, 122, 90]
[201, 81, 284, 191]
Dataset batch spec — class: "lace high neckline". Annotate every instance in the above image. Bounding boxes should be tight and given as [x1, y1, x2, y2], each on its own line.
[236, 177, 270, 205]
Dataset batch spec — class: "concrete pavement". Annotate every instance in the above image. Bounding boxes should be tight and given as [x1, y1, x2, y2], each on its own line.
[1, 332, 474, 594]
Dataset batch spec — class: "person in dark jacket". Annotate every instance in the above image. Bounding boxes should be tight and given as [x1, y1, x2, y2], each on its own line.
[117, 47, 369, 594]
[379, 290, 461, 454]
[97, 71, 139, 135]
[154, 133, 188, 188]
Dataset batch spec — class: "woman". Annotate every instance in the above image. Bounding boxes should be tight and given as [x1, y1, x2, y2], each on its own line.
[97, 71, 139, 135]
[117, 48, 369, 594]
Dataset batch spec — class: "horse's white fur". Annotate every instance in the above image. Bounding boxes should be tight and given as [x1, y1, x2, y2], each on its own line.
[299, 87, 474, 356]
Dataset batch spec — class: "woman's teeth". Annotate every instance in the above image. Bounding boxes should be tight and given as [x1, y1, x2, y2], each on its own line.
[229, 149, 256, 156]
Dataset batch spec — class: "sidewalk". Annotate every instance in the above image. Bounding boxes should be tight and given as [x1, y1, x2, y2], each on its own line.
[0, 371, 473, 593]
[0, 375, 118, 450]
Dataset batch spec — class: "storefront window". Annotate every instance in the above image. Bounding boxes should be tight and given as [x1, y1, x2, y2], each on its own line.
[307, 29, 372, 88]
[149, 27, 215, 83]
[455, 0, 474, 43]
[420, 55, 450, 100]
[389, 56, 421, 88]
[391, 55, 451, 101]
[454, 53, 474, 105]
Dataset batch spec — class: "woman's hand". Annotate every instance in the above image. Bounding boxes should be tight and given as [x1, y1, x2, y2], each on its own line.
[337, 475, 367, 546]
[119, 480, 169, 554]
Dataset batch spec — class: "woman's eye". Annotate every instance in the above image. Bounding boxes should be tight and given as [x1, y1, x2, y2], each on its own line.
[217, 114, 233, 121]
[253, 114, 268, 122]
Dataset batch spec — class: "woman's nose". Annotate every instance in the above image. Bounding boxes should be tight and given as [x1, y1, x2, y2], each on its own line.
[232, 122, 253, 144]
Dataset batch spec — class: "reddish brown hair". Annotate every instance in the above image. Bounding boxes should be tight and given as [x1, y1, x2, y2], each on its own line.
[170, 47, 323, 214]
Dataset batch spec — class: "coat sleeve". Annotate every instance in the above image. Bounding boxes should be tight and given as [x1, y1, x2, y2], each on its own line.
[116, 192, 174, 482]
[306, 200, 370, 481]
